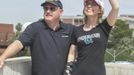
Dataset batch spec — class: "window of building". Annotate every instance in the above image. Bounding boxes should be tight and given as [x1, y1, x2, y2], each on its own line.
[74, 19, 84, 25]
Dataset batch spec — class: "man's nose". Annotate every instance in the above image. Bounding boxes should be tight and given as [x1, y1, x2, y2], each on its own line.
[45, 9, 51, 13]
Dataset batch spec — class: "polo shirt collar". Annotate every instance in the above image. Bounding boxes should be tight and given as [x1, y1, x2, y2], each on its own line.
[42, 20, 65, 30]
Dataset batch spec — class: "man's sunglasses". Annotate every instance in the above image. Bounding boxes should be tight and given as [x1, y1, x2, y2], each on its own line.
[43, 6, 58, 12]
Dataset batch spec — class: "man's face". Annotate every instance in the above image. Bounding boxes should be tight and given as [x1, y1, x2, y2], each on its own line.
[43, 3, 63, 21]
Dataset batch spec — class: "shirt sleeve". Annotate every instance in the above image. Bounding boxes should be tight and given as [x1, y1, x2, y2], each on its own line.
[18, 24, 36, 46]
[100, 19, 113, 36]
[71, 26, 77, 45]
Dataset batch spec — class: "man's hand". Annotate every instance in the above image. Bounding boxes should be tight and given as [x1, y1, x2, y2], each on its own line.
[0, 57, 5, 69]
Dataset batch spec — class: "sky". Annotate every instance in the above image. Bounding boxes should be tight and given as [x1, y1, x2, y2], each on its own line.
[0, 0, 134, 25]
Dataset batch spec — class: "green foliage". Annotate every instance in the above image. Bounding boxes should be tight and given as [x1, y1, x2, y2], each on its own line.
[15, 23, 22, 39]
[105, 19, 134, 62]
[16, 23, 22, 32]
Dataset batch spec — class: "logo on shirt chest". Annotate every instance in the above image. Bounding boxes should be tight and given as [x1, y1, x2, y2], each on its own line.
[61, 35, 69, 37]
[77, 33, 100, 45]
[61, 32, 69, 38]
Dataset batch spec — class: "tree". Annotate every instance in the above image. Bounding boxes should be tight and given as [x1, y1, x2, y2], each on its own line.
[15, 23, 22, 39]
[105, 19, 134, 62]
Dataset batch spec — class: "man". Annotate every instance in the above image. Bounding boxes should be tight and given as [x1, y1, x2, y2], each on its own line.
[0, 0, 74, 75]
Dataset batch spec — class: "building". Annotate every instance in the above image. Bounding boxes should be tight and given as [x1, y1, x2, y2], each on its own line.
[120, 15, 134, 29]
[0, 23, 15, 53]
[61, 15, 84, 26]
[120, 15, 134, 18]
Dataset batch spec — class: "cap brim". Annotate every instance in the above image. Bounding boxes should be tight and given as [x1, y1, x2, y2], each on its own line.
[41, 2, 57, 7]
[94, 0, 104, 9]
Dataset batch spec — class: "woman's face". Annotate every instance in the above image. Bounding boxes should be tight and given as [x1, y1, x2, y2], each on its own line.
[83, 0, 101, 16]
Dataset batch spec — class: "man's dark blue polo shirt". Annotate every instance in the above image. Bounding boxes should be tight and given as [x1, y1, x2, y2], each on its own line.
[19, 20, 74, 75]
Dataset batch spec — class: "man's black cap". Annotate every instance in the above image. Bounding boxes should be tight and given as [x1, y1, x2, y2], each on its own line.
[41, 0, 63, 9]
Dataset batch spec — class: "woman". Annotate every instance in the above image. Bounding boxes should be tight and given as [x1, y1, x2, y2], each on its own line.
[67, 0, 119, 75]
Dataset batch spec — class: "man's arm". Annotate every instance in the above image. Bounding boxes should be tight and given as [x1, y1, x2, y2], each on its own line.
[0, 40, 23, 68]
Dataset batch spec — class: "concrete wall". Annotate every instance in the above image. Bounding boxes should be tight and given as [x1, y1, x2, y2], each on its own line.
[0, 57, 31, 75]
[106, 63, 134, 75]
[0, 57, 134, 75]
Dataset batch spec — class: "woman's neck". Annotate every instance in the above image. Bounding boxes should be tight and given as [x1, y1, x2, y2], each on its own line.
[85, 16, 98, 27]
[83, 16, 98, 31]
